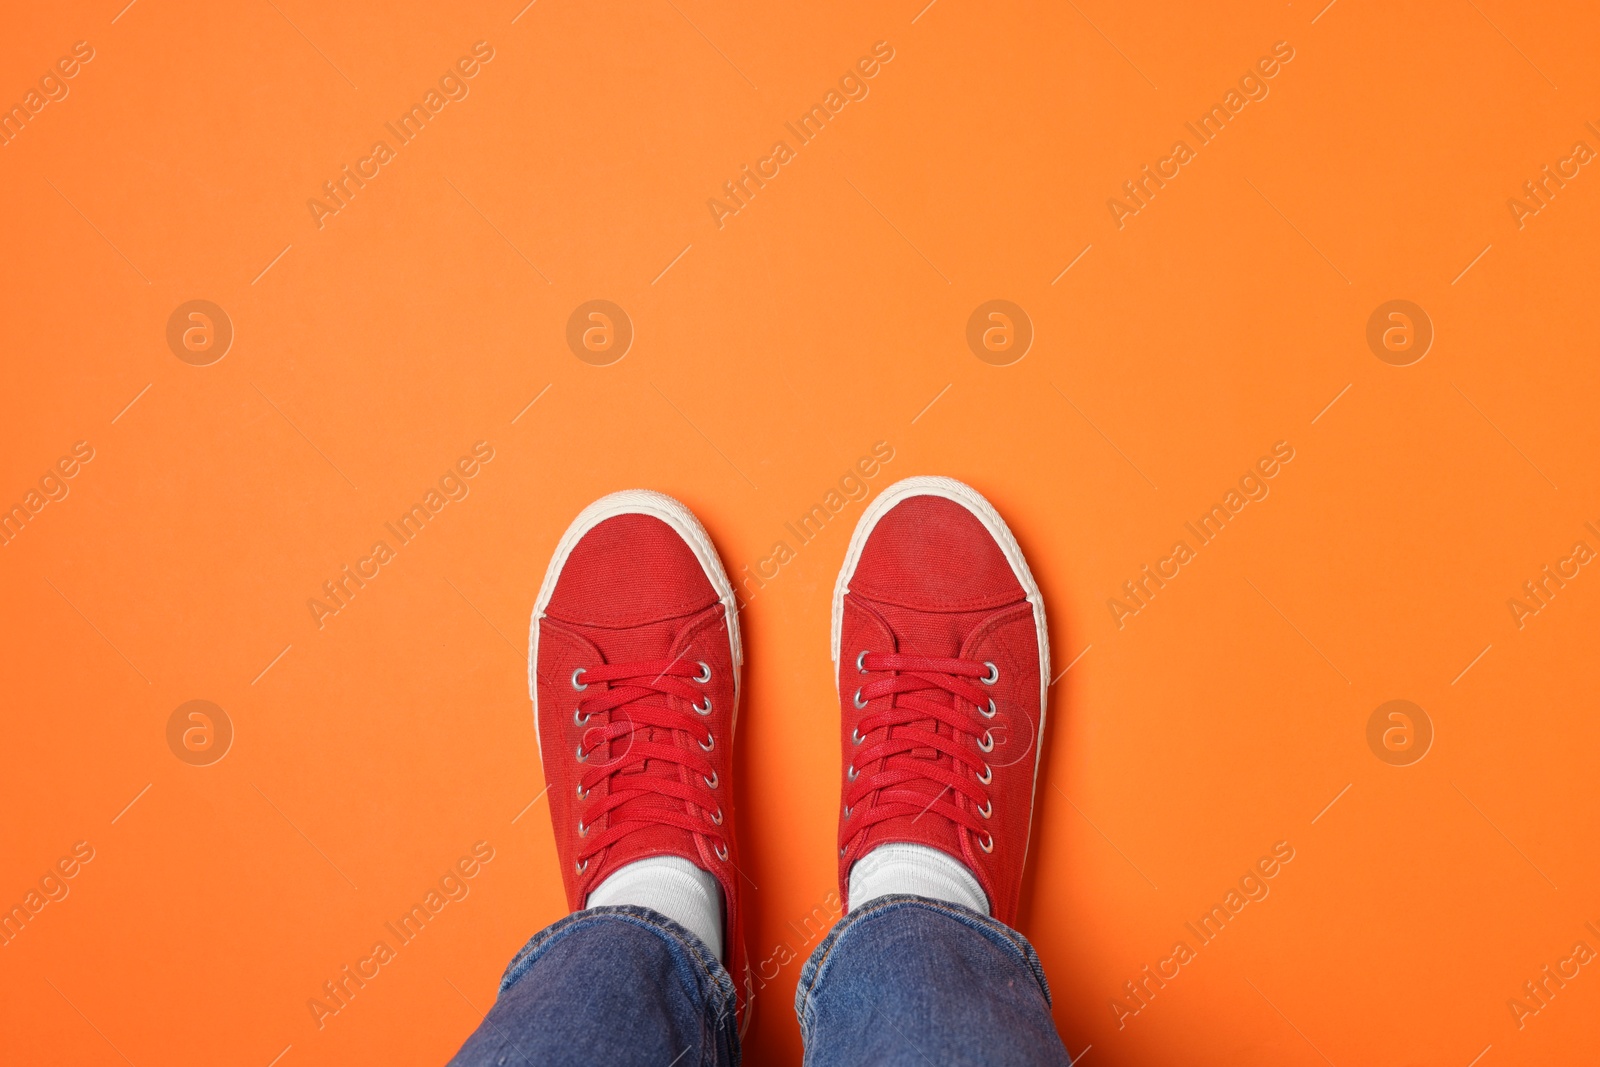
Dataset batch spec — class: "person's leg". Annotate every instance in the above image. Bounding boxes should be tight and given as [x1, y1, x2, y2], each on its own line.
[795, 894, 1070, 1066]
[811, 476, 1070, 1064]
[447, 905, 738, 1067]
[450, 490, 755, 1065]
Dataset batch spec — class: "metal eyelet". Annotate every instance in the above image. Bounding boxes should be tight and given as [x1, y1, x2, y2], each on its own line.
[846, 764, 858, 781]
[692, 695, 713, 715]
[980, 661, 999, 685]
[715, 842, 729, 860]
[839, 846, 848, 857]
[978, 833, 994, 853]
[843, 804, 852, 818]
[576, 782, 589, 799]
[700, 732, 715, 752]
[976, 763, 992, 786]
[574, 708, 590, 726]
[694, 660, 712, 684]
[704, 770, 719, 789]
[979, 698, 997, 720]
[577, 820, 588, 837]
[856, 650, 870, 673]
[977, 800, 992, 819]
[851, 728, 864, 746]
[571, 668, 588, 691]
[977, 730, 995, 753]
[853, 688, 868, 709]
[711, 807, 724, 826]
[575, 744, 589, 763]
[576, 858, 589, 873]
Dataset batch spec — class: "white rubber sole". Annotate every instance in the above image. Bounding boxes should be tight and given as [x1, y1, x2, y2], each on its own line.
[528, 489, 744, 760]
[830, 476, 1051, 877]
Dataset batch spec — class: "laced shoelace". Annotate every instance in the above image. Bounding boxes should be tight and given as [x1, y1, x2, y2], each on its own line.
[841, 652, 1001, 858]
[570, 657, 727, 880]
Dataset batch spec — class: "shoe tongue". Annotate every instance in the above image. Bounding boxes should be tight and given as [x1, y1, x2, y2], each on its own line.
[865, 602, 990, 855]
[569, 615, 700, 877]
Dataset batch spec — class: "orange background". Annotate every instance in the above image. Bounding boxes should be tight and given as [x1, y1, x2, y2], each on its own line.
[3, 1, 1599, 1063]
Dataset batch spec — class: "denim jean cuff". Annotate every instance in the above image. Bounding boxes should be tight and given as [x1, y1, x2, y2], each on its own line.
[498, 904, 737, 1024]
[794, 893, 1053, 1039]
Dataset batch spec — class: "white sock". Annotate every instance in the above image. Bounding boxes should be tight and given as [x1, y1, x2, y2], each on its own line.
[848, 842, 990, 916]
[586, 856, 724, 960]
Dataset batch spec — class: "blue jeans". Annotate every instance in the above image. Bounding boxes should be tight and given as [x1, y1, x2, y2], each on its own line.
[446, 894, 1071, 1066]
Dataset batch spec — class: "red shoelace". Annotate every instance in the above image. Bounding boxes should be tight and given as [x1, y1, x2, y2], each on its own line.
[841, 652, 1000, 857]
[571, 657, 727, 879]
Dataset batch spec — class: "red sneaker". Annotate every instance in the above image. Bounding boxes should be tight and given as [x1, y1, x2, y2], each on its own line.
[530, 490, 751, 1029]
[832, 476, 1050, 926]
